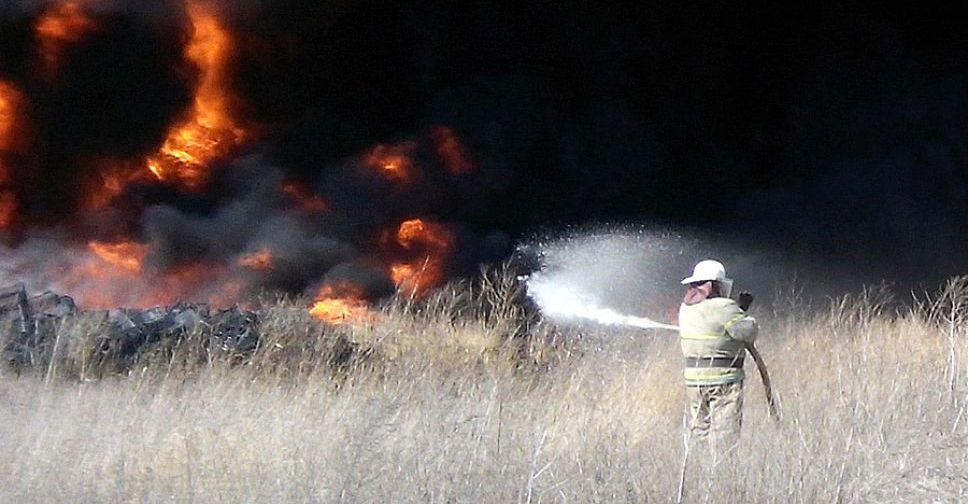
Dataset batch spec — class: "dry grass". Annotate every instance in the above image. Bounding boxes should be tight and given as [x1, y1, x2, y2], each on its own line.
[1, 273, 966, 503]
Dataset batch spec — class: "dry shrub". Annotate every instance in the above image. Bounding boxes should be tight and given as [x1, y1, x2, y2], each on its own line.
[0, 272, 965, 502]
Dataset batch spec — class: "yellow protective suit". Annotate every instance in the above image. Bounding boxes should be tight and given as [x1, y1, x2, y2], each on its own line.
[678, 297, 758, 442]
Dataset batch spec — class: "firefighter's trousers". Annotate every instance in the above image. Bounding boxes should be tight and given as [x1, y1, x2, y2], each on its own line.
[685, 381, 743, 449]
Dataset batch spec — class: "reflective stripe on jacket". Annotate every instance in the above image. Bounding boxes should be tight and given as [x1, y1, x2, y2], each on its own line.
[678, 297, 758, 386]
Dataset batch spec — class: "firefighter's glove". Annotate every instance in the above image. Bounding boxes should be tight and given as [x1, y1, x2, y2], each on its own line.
[738, 291, 754, 311]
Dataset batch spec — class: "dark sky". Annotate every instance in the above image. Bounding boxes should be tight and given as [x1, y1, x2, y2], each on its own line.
[268, 1, 968, 283]
[3, 1, 968, 289]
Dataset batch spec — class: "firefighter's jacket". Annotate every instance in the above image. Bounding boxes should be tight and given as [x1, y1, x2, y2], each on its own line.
[678, 297, 758, 386]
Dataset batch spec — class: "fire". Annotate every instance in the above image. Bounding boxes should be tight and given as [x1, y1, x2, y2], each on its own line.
[389, 218, 454, 296]
[83, 169, 131, 210]
[0, 81, 21, 155]
[0, 81, 25, 229]
[145, 1, 248, 189]
[431, 126, 473, 174]
[88, 240, 148, 273]
[58, 240, 151, 308]
[0, 80, 29, 164]
[238, 248, 274, 271]
[0, 191, 16, 229]
[80, 159, 153, 210]
[396, 218, 452, 250]
[60, 240, 240, 309]
[282, 181, 328, 214]
[389, 262, 419, 291]
[390, 259, 443, 297]
[364, 141, 416, 181]
[34, 0, 98, 78]
[309, 284, 371, 324]
[362, 128, 474, 181]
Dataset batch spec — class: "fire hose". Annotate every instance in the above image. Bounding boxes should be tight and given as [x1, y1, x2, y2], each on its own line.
[737, 292, 780, 421]
[746, 341, 780, 421]
[675, 294, 778, 504]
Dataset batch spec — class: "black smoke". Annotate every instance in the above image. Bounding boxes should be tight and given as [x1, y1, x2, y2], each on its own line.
[2, 1, 968, 300]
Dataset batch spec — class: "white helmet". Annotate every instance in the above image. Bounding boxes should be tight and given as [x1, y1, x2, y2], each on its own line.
[681, 259, 733, 297]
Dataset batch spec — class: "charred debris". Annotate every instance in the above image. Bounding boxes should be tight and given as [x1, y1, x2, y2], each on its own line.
[0, 282, 259, 373]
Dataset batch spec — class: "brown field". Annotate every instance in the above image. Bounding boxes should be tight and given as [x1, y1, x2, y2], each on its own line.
[1, 272, 967, 503]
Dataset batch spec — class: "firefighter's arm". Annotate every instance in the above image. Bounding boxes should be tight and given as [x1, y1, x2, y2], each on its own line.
[724, 298, 758, 343]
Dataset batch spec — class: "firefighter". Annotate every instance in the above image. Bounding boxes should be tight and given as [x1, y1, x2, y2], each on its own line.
[678, 259, 758, 448]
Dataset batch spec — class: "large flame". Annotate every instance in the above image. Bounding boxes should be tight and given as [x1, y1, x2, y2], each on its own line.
[145, 1, 248, 189]
[2, 0, 481, 312]
[309, 283, 371, 324]
[389, 218, 454, 296]
[34, 0, 99, 79]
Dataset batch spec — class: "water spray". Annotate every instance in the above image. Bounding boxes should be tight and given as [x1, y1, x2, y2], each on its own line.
[525, 274, 678, 331]
[516, 231, 686, 331]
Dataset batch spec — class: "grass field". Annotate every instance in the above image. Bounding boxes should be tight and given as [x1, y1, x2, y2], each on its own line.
[1, 272, 966, 503]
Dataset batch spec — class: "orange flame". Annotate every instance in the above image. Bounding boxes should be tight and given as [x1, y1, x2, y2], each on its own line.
[282, 181, 328, 214]
[0, 80, 30, 165]
[60, 240, 242, 309]
[431, 126, 473, 174]
[389, 218, 454, 296]
[238, 248, 274, 271]
[0, 81, 22, 156]
[88, 240, 148, 273]
[364, 141, 417, 181]
[390, 259, 443, 297]
[309, 284, 371, 324]
[59, 240, 151, 308]
[0, 81, 26, 229]
[80, 159, 153, 210]
[396, 218, 452, 250]
[0, 191, 16, 230]
[34, 0, 98, 79]
[146, 1, 248, 189]
[389, 262, 420, 291]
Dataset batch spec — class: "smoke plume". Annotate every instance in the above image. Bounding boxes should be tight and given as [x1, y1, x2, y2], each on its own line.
[1, 1, 966, 316]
